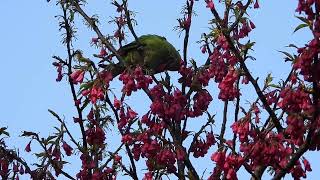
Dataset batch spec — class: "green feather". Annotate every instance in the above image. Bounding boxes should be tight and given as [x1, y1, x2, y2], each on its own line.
[109, 34, 181, 77]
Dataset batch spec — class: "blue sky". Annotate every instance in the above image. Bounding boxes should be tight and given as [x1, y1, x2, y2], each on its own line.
[0, 0, 318, 179]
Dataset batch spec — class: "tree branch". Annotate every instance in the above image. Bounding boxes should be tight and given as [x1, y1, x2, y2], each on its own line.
[206, 1, 284, 132]
[71, 1, 124, 63]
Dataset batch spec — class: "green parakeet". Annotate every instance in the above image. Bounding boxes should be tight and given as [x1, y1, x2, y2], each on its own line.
[105, 34, 181, 77]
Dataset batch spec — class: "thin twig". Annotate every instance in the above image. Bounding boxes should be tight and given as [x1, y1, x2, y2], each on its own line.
[60, 2, 88, 153]
[48, 109, 82, 152]
[100, 143, 124, 170]
[122, 0, 139, 41]
[71, 1, 124, 63]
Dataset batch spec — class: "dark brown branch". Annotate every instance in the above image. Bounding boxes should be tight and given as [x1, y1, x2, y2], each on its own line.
[272, 136, 310, 180]
[34, 136, 76, 180]
[48, 109, 82, 152]
[100, 143, 124, 170]
[0, 146, 36, 179]
[219, 101, 228, 148]
[52, 55, 67, 65]
[188, 114, 214, 155]
[227, 0, 251, 33]
[232, 78, 241, 152]
[71, 1, 124, 63]
[261, 68, 293, 132]
[207, 2, 284, 132]
[213, 101, 229, 179]
[60, 3, 88, 154]
[274, 3, 320, 178]
[184, 158, 200, 180]
[104, 94, 138, 180]
[181, 0, 194, 95]
[182, 0, 193, 64]
[122, 0, 139, 41]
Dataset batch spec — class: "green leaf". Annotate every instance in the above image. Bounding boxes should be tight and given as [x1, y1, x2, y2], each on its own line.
[48, 109, 59, 118]
[81, 98, 90, 110]
[35, 152, 46, 158]
[293, 23, 309, 33]
[48, 140, 56, 144]
[278, 51, 294, 61]
[60, 161, 70, 165]
[286, 44, 298, 49]
[21, 131, 37, 137]
[54, 126, 61, 133]
[165, 71, 170, 85]
[80, 81, 93, 91]
[269, 84, 281, 88]
[234, 8, 240, 21]
[69, 10, 74, 22]
[78, 57, 91, 63]
[46, 135, 57, 142]
[190, 59, 197, 69]
[265, 73, 273, 85]
[0, 127, 9, 137]
[295, 16, 310, 24]
[245, 41, 256, 50]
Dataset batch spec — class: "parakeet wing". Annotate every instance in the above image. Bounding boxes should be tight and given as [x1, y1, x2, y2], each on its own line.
[139, 35, 181, 73]
[114, 34, 181, 76]
[118, 39, 146, 66]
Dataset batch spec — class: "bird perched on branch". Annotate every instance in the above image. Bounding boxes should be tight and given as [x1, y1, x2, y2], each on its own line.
[102, 34, 181, 77]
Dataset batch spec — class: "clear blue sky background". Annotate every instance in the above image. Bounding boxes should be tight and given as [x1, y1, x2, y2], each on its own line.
[0, 0, 318, 179]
